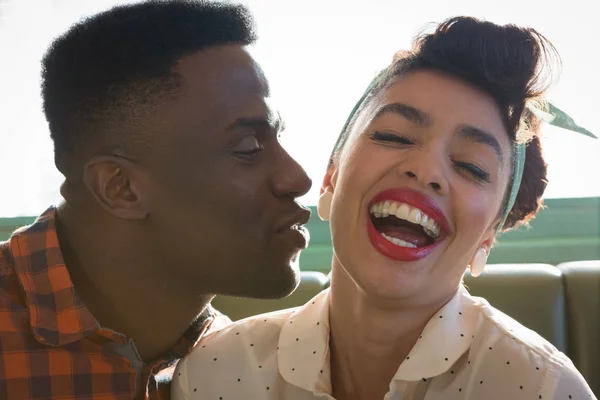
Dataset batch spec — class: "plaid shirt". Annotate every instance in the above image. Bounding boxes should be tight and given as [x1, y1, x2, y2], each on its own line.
[0, 207, 230, 399]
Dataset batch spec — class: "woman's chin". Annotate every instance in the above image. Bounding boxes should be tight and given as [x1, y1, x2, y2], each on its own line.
[333, 234, 447, 300]
[350, 257, 434, 301]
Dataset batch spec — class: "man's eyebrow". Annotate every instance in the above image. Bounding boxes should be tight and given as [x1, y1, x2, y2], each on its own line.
[456, 125, 504, 164]
[228, 115, 282, 132]
[372, 102, 433, 127]
[228, 110, 285, 134]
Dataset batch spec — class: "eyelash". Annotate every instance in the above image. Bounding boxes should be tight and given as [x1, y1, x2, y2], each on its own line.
[233, 134, 264, 157]
[371, 131, 491, 183]
[453, 160, 491, 183]
[235, 146, 263, 156]
[370, 131, 414, 145]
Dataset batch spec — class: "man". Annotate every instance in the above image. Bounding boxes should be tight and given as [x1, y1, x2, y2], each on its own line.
[0, 1, 312, 398]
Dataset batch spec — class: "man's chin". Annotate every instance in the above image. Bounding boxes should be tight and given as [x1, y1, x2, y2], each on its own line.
[231, 262, 300, 300]
[254, 263, 301, 299]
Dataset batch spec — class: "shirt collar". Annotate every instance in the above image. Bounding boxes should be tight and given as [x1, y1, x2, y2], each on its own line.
[278, 288, 332, 393]
[277, 285, 479, 391]
[393, 285, 479, 381]
[10, 206, 99, 346]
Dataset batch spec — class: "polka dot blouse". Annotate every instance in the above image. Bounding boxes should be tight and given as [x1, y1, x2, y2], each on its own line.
[172, 286, 595, 399]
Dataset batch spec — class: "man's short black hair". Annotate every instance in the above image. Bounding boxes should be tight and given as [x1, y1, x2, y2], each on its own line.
[41, 0, 257, 171]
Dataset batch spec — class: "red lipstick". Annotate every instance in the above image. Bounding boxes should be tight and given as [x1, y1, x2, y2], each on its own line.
[367, 188, 450, 262]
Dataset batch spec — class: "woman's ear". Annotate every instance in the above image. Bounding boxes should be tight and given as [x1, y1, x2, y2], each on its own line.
[468, 232, 495, 278]
[320, 162, 338, 195]
[484, 216, 502, 248]
[480, 226, 497, 251]
[318, 164, 338, 221]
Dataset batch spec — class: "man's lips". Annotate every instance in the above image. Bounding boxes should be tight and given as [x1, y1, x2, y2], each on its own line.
[276, 207, 311, 249]
[277, 207, 311, 233]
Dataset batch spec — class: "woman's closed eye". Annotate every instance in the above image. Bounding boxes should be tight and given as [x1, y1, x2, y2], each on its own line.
[370, 131, 491, 183]
[453, 159, 491, 183]
[370, 131, 415, 146]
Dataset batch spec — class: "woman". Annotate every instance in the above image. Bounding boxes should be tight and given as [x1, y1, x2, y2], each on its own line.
[172, 17, 595, 399]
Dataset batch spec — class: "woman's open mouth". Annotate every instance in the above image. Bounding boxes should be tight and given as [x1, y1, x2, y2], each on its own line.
[366, 188, 449, 261]
[370, 201, 441, 248]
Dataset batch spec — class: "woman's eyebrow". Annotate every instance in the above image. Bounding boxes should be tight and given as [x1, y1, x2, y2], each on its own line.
[455, 125, 504, 164]
[372, 102, 433, 128]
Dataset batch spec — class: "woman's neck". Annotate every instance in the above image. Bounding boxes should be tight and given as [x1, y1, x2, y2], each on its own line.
[328, 266, 455, 400]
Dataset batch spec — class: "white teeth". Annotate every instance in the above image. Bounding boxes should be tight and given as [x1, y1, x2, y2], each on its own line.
[396, 203, 410, 220]
[427, 218, 435, 231]
[408, 208, 421, 224]
[381, 233, 417, 248]
[370, 200, 442, 240]
[370, 203, 381, 217]
[381, 201, 391, 215]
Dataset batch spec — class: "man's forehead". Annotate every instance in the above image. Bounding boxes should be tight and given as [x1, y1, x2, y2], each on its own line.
[170, 47, 270, 120]
[175, 45, 268, 96]
[158, 48, 270, 128]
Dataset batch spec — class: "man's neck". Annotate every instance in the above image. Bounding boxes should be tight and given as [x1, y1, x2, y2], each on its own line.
[56, 203, 212, 362]
[328, 267, 452, 400]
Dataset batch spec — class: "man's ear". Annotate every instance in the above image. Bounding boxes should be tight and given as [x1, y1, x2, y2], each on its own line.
[83, 155, 148, 220]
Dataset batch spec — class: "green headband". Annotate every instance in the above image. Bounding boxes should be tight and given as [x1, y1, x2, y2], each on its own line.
[340, 69, 597, 233]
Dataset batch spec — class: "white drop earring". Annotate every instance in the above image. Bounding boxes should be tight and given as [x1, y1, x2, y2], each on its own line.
[469, 248, 488, 278]
[317, 190, 333, 221]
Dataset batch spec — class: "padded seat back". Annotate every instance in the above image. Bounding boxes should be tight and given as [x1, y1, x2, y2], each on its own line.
[464, 264, 567, 352]
[558, 261, 600, 395]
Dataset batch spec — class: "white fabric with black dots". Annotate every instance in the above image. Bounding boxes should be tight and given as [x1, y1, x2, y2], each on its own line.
[172, 286, 595, 399]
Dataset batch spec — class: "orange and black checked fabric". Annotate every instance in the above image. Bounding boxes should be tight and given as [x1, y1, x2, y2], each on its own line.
[0, 207, 222, 399]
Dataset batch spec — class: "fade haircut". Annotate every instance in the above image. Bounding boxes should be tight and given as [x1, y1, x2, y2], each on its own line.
[41, 0, 257, 172]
